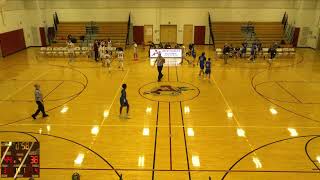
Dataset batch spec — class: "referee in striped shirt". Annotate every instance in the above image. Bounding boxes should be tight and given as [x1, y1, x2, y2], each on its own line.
[32, 84, 48, 119]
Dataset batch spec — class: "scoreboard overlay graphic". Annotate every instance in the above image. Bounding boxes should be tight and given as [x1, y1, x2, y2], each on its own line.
[1, 142, 40, 178]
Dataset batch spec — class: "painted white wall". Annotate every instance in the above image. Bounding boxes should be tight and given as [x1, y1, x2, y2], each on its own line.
[0, 0, 25, 33]
[43, 7, 297, 44]
[292, 0, 319, 48]
[38, 0, 304, 44]
[0, 0, 46, 46]
[0, 0, 320, 47]
[34, 0, 299, 9]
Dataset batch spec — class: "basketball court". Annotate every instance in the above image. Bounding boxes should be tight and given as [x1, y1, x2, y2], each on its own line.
[0, 45, 319, 179]
[0, 0, 320, 179]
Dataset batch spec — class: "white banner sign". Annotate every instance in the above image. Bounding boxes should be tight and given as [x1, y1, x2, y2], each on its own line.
[150, 49, 182, 58]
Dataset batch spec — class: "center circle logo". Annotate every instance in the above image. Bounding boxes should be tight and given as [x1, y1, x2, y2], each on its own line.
[139, 81, 200, 102]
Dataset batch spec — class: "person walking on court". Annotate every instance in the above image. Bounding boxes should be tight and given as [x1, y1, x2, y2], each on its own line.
[248, 44, 257, 62]
[197, 52, 206, 76]
[133, 42, 138, 60]
[191, 45, 196, 67]
[205, 58, 212, 80]
[268, 46, 277, 64]
[94, 40, 99, 62]
[154, 53, 166, 82]
[67, 40, 75, 62]
[117, 48, 124, 71]
[102, 50, 112, 72]
[223, 43, 230, 64]
[32, 84, 48, 120]
[120, 84, 129, 116]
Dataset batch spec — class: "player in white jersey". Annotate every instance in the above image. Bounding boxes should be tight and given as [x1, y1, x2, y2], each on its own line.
[67, 40, 75, 62]
[102, 50, 112, 72]
[117, 49, 124, 71]
[107, 38, 112, 49]
[98, 44, 106, 61]
[133, 42, 138, 60]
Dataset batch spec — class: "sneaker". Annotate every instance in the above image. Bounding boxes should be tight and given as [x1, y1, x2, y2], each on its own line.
[43, 114, 49, 118]
[32, 114, 36, 120]
[124, 114, 130, 119]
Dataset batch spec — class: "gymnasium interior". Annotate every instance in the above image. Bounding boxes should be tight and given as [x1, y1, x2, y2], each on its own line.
[0, 0, 320, 179]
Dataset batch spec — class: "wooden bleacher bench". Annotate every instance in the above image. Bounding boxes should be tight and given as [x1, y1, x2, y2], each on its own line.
[54, 21, 128, 46]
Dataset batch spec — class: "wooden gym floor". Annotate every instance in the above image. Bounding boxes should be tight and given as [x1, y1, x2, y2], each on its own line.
[0, 46, 320, 179]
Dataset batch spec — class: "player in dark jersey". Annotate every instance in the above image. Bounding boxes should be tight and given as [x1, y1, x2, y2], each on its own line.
[240, 41, 248, 58]
[191, 46, 196, 67]
[120, 84, 129, 116]
[235, 46, 241, 58]
[248, 44, 257, 62]
[205, 58, 212, 80]
[268, 46, 277, 65]
[197, 52, 206, 76]
[223, 44, 230, 64]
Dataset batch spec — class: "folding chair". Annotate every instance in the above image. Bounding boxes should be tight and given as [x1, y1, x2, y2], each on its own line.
[39, 47, 46, 56]
[262, 48, 269, 59]
[282, 48, 289, 57]
[57, 47, 64, 57]
[216, 48, 222, 59]
[81, 47, 88, 56]
[52, 47, 59, 56]
[288, 48, 296, 57]
[46, 47, 53, 56]
[276, 48, 283, 58]
[63, 47, 68, 57]
[74, 47, 81, 56]
[246, 48, 251, 58]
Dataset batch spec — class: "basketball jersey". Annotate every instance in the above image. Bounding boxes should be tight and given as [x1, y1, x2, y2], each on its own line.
[120, 89, 127, 103]
[199, 55, 206, 65]
[99, 46, 105, 55]
[67, 42, 74, 53]
[104, 53, 111, 59]
[191, 48, 196, 57]
[205, 61, 211, 69]
[134, 44, 137, 53]
[118, 51, 124, 60]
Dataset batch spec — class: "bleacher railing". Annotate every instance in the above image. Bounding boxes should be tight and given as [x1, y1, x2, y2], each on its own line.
[208, 12, 215, 48]
[125, 13, 131, 46]
[84, 21, 99, 46]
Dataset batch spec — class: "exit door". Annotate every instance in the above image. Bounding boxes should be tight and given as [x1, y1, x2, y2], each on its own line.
[133, 26, 144, 45]
[194, 26, 206, 45]
[0, 41, 2, 58]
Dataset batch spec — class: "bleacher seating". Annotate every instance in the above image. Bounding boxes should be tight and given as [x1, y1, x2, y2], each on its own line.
[215, 47, 295, 59]
[253, 22, 284, 47]
[54, 21, 128, 47]
[211, 21, 289, 48]
[55, 22, 86, 45]
[95, 22, 128, 45]
[211, 22, 246, 48]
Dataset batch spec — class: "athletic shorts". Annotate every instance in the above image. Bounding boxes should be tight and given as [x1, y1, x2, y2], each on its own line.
[200, 65, 205, 69]
[205, 69, 211, 74]
[120, 100, 129, 106]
